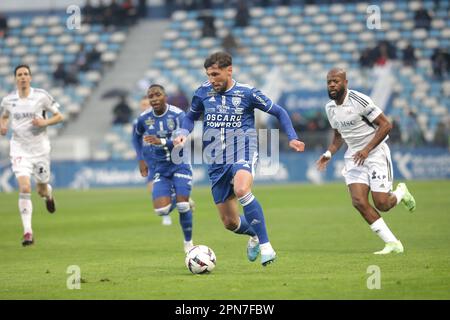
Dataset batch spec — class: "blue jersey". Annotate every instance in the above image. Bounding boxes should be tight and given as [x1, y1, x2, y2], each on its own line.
[133, 104, 185, 168]
[182, 80, 298, 168]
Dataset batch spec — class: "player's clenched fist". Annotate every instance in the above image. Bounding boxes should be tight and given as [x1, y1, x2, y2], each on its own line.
[173, 135, 186, 146]
[143, 135, 161, 145]
[32, 118, 47, 127]
[289, 139, 305, 152]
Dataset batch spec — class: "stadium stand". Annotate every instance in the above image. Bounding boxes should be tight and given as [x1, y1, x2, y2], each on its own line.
[0, 12, 127, 138]
[100, 0, 448, 159]
[1, 1, 448, 159]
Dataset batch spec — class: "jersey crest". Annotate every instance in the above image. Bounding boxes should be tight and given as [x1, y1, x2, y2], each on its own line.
[145, 117, 155, 129]
[232, 96, 241, 107]
[166, 118, 176, 131]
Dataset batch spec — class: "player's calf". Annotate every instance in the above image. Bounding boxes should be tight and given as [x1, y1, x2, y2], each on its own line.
[372, 192, 397, 212]
[373, 198, 394, 212]
[221, 217, 239, 231]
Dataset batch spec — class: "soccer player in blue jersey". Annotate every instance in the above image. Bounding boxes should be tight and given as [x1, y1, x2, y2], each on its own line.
[133, 96, 176, 226]
[133, 85, 194, 253]
[173, 52, 305, 266]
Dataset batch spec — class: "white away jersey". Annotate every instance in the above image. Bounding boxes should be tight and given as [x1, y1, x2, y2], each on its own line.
[325, 89, 386, 155]
[1, 87, 60, 157]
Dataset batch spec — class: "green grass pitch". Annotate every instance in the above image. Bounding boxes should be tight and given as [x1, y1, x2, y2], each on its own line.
[0, 181, 449, 299]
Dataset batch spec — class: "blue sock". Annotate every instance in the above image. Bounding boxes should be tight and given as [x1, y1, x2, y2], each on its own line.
[178, 202, 192, 242]
[239, 193, 269, 244]
[233, 214, 256, 237]
[169, 192, 177, 213]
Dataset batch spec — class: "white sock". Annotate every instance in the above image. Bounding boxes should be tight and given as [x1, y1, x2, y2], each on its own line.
[184, 240, 193, 251]
[260, 242, 275, 255]
[392, 187, 404, 205]
[370, 218, 398, 243]
[162, 215, 172, 225]
[45, 184, 53, 199]
[19, 193, 33, 234]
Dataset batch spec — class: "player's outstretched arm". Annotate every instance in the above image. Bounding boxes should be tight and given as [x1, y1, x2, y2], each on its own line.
[173, 110, 199, 146]
[316, 129, 343, 171]
[265, 103, 305, 151]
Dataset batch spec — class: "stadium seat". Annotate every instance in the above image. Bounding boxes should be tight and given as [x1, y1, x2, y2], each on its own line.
[101, 1, 449, 159]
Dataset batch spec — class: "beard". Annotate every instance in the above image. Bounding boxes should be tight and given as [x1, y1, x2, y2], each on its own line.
[214, 81, 228, 93]
[328, 86, 346, 101]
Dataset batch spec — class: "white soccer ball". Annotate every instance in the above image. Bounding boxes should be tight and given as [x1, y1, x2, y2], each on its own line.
[185, 245, 216, 274]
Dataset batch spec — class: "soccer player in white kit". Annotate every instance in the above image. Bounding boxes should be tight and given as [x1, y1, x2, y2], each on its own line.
[316, 68, 416, 255]
[0, 65, 64, 246]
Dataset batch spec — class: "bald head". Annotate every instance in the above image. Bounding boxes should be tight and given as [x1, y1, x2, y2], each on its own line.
[327, 68, 348, 103]
[327, 68, 347, 80]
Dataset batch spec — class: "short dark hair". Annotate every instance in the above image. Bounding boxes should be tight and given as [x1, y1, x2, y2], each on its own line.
[14, 64, 31, 77]
[204, 51, 232, 69]
[148, 84, 165, 93]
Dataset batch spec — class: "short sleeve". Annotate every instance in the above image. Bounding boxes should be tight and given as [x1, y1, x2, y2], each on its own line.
[42, 90, 61, 114]
[351, 91, 382, 122]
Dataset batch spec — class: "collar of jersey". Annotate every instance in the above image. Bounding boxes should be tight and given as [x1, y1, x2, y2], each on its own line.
[16, 87, 34, 99]
[222, 79, 237, 94]
[152, 103, 169, 117]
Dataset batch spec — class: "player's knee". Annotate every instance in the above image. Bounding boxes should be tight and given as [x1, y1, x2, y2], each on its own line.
[234, 186, 251, 198]
[19, 184, 31, 194]
[176, 201, 190, 213]
[154, 204, 171, 216]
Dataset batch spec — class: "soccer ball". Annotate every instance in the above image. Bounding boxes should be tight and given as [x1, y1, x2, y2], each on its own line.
[185, 245, 216, 274]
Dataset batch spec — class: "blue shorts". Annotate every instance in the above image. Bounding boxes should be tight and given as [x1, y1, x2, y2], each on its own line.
[210, 160, 255, 204]
[152, 163, 192, 200]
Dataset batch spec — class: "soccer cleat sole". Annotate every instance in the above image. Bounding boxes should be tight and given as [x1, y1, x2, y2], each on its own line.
[22, 233, 34, 247]
[46, 198, 56, 213]
[261, 254, 277, 266]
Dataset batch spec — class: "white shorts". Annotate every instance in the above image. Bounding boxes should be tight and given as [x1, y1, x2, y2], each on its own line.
[11, 154, 51, 184]
[342, 143, 393, 193]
